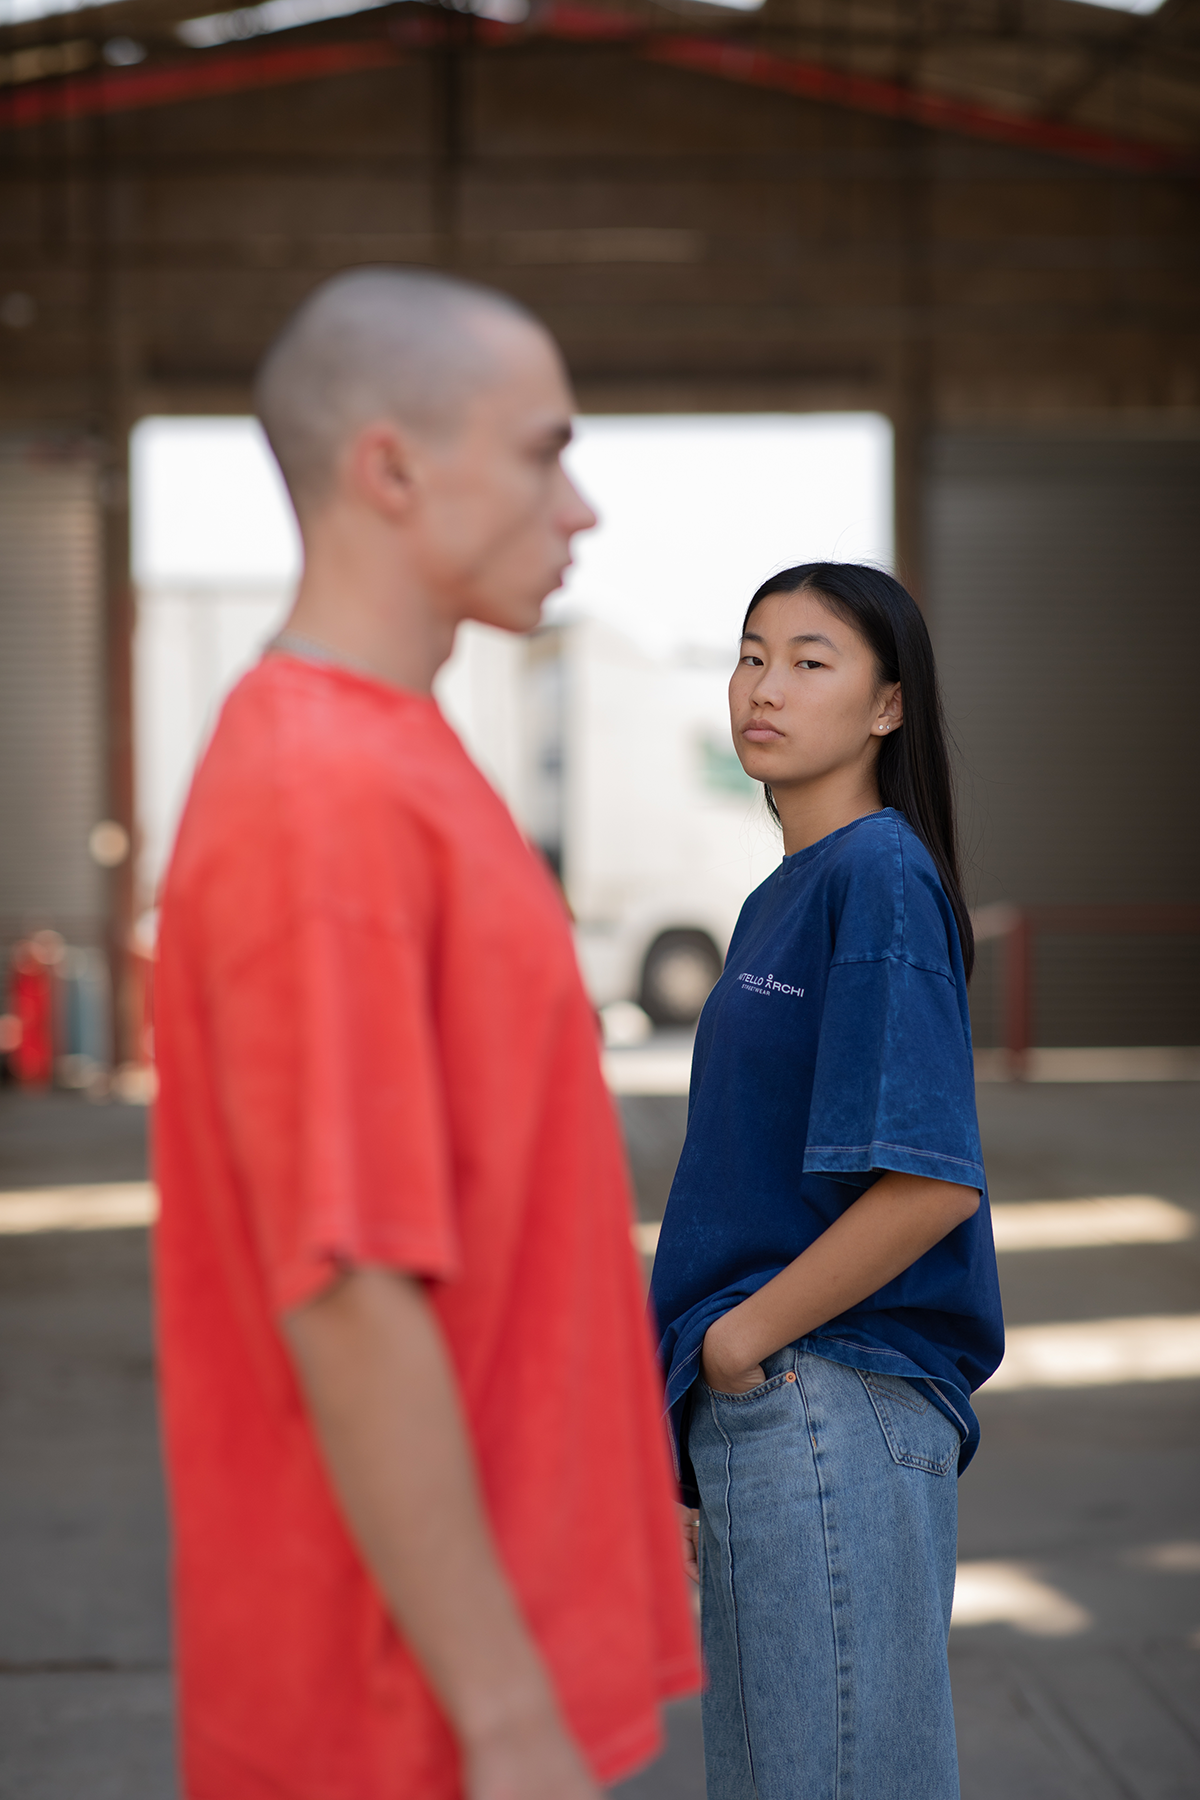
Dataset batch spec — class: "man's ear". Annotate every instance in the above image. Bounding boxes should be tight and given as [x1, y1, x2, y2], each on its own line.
[344, 420, 418, 522]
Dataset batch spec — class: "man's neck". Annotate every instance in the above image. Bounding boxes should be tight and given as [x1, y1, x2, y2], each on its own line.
[284, 525, 457, 695]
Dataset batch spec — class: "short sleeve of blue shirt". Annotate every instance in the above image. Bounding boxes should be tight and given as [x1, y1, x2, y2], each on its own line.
[649, 810, 1004, 1503]
[804, 824, 986, 1193]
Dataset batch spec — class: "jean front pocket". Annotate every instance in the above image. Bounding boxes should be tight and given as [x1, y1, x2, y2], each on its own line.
[703, 1368, 798, 1406]
[857, 1371, 961, 1475]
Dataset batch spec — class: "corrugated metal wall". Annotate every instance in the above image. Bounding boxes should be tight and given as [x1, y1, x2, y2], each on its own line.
[0, 437, 106, 949]
[928, 431, 1200, 1047]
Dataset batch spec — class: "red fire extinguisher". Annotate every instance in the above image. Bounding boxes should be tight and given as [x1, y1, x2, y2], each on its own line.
[8, 932, 64, 1086]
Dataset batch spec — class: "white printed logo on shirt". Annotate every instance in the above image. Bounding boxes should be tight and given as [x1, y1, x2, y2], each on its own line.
[736, 970, 805, 998]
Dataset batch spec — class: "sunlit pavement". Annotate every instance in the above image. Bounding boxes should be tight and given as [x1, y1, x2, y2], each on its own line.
[2, 1074, 1199, 1798]
[942, 1082, 1200, 1800]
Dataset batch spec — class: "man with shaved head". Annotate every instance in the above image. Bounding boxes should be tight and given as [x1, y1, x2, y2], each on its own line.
[153, 268, 698, 1800]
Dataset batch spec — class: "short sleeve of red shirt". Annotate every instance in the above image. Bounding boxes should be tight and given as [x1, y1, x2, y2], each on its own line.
[213, 890, 460, 1316]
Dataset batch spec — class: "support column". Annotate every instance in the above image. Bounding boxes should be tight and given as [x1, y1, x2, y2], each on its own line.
[892, 338, 931, 604]
[101, 401, 138, 1068]
[92, 119, 141, 1069]
[431, 11, 472, 268]
[890, 142, 934, 607]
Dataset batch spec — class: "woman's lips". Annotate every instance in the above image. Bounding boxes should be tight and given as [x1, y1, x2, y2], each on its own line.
[742, 721, 785, 742]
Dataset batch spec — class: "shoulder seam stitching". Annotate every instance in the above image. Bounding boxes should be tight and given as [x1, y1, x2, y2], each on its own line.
[828, 951, 956, 984]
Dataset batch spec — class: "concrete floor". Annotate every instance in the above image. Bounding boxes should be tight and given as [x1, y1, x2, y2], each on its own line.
[0, 1092, 172, 1800]
[1, 1078, 1198, 1799]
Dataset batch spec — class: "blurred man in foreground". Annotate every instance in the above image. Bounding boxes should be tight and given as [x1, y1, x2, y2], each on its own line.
[153, 268, 698, 1800]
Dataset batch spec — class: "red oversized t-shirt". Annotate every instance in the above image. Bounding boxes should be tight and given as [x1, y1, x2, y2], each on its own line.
[153, 654, 698, 1800]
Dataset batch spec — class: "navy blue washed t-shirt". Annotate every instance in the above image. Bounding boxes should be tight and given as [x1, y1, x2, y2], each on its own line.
[650, 809, 1004, 1501]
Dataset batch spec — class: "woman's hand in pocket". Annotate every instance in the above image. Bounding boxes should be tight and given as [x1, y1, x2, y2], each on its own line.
[702, 1311, 767, 1394]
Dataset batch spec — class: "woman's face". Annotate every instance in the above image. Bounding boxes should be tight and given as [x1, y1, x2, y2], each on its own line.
[728, 588, 901, 793]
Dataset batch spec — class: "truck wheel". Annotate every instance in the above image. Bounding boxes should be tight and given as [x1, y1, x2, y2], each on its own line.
[639, 931, 722, 1027]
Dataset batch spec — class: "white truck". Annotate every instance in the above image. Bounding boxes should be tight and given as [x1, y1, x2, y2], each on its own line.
[437, 617, 780, 1025]
[135, 595, 780, 1031]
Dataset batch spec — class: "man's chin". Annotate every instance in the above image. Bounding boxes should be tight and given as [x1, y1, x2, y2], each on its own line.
[467, 593, 549, 635]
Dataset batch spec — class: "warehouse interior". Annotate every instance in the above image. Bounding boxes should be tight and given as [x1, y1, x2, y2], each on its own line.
[2, 7, 1200, 1796]
[1, 0, 1198, 1061]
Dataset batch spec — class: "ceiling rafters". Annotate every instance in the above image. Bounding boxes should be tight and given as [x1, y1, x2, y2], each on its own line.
[0, 0, 1196, 170]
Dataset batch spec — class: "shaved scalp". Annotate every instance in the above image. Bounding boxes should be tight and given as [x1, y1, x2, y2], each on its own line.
[255, 266, 542, 517]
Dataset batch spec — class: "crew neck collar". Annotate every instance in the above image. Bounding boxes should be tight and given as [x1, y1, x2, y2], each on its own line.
[267, 630, 437, 702]
[781, 807, 900, 871]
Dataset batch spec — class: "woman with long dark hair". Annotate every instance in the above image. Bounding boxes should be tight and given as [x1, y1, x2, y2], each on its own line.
[650, 563, 1003, 1800]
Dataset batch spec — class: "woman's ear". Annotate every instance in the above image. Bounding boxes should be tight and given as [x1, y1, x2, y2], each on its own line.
[874, 684, 903, 736]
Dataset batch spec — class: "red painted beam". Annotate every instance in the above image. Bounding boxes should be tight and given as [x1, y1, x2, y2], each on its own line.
[641, 33, 1197, 177]
[0, 36, 405, 130]
[517, 2, 1196, 175]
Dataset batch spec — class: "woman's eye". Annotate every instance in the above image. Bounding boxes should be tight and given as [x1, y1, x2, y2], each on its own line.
[797, 659, 824, 670]
[740, 654, 764, 667]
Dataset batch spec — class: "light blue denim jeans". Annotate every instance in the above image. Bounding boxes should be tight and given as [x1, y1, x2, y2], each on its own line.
[688, 1345, 961, 1800]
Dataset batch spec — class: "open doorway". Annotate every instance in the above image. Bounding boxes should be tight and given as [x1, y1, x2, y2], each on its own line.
[132, 410, 894, 1019]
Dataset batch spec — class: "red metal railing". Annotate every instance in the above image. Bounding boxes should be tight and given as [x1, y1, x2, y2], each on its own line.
[972, 903, 1200, 1078]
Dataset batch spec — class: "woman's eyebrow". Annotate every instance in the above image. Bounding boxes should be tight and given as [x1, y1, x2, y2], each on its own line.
[739, 630, 839, 649]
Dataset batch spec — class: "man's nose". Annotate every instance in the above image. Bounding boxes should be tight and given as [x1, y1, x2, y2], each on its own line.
[564, 475, 597, 535]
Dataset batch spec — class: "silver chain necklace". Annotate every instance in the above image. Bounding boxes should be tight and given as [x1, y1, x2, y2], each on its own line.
[268, 628, 377, 680]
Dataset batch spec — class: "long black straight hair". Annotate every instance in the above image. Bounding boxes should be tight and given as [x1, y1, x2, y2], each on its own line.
[743, 562, 974, 979]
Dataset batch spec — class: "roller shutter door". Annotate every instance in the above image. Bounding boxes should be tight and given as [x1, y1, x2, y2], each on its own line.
[927, 431, 1200, 1048]
[0, 436, 106, 951]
